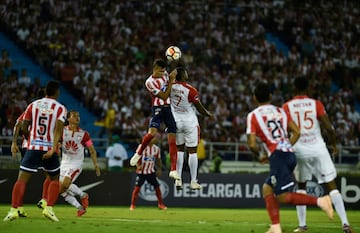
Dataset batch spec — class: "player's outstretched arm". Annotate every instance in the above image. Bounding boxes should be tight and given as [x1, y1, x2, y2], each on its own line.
[194, 101, 213, 118]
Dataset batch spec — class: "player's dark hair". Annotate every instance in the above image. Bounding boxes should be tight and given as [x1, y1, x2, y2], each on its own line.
[175, 67, 187, 81]
[294, 76, 308, 91]
[153, 59, 167, 68]
[254, 82, 271, 103]
[36, 88, 46, 99]
[45, 80, 60, 96]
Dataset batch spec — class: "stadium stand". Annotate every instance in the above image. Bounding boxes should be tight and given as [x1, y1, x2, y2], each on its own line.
[0, 1, 359, 168]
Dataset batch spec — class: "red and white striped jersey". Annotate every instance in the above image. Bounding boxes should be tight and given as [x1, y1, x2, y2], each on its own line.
[170, 81, 199, 122]
[61, 125, 93, 166]
[23, 97, 67, 151]
[145, 71, 171, 106]
[136, 144, 160, 174]
[282, 95, 327, 151]
[246, 104, 294, 156]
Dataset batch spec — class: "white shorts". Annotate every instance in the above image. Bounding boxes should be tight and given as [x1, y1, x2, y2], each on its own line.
[175, 121, 199, 148]
[294, 150, 337, 184]
[60, 164, 82, 183]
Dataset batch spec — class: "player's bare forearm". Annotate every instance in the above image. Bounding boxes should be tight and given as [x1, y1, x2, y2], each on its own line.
[288, 121, 300, 145]
[20, 120, 30, 139]
[89, 145, 101, 176]
[12, 122, 21, 144]
[194, 101, 212, 117]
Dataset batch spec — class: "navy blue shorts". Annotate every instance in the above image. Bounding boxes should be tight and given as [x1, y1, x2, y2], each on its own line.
[149, 106, 177, 133]
[20, 150, 60, 176]
[265, 150, 297, 195]
[135, 173, 159, 188]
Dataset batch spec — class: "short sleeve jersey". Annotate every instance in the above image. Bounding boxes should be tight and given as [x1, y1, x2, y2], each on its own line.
[136, 144, 160, 174]
[282, 95, 327, 148]
[170, 81, 199, 122]
[145, 71, 171, 106]
[61, 125, 93, 166]
[23, 97, 67, 151]
[246, 104, 294, 156]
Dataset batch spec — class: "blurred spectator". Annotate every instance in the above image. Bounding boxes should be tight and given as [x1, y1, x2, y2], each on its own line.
[0, 0, 359, 151]
[0, 49, 12, 69]
[18, 68, 31, 88]
[105, 135, 128, 172]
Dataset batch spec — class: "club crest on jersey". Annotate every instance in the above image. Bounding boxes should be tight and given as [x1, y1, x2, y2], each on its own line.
[36, 102, 54, 114]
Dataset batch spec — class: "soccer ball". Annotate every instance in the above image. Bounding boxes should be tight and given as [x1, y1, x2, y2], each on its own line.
[165, 46, 182, 61]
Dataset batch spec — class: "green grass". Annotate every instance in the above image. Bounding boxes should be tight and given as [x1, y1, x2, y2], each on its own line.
[0, 205, 359, 233]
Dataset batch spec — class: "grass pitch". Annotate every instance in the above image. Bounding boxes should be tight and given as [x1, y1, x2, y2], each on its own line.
[0, 205, 359, 233]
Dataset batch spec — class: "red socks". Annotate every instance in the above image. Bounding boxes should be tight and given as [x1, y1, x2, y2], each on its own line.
[264, 194, 280, 224]
[284, 192, 317, 206]
[131, 186, 141, 205]
[46, 180, 60, 206]
[155, 187, 163, 205]
[12, 180, 26, 208]
[139, 133, 154, 154]
[42, 177, 51, 200]
[168, 137, 177, 171]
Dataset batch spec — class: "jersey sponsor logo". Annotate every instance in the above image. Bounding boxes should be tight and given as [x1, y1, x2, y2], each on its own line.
[139, 179, 169, 201]
[64, 140, 79, 155]
[31, 139, 52, 147]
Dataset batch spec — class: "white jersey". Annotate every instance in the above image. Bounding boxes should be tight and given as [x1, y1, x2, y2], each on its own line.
[283, 95, 336, 183]
[170, 81, 199, 124]
[282, 96, 328, 157]
[61, 125, 93, 167]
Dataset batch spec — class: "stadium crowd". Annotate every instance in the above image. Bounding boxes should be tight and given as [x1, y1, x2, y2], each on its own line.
[0, 0, 360, 157]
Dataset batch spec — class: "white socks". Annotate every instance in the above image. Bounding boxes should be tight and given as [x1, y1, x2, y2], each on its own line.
[296, 189, 307, 226]
[176, 151, 184, 177]
[69, 184, 85, 197]
[330, 189, 349, 225]
[176, 151, 199, 183]
[188, 153, 198, 182]
[61, 191, 81, 208]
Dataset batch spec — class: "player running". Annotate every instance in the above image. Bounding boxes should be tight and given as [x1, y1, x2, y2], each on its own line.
[4, 80, 66, 222]
[282, 76, 354, 233]
[246, 82, 334, 233]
